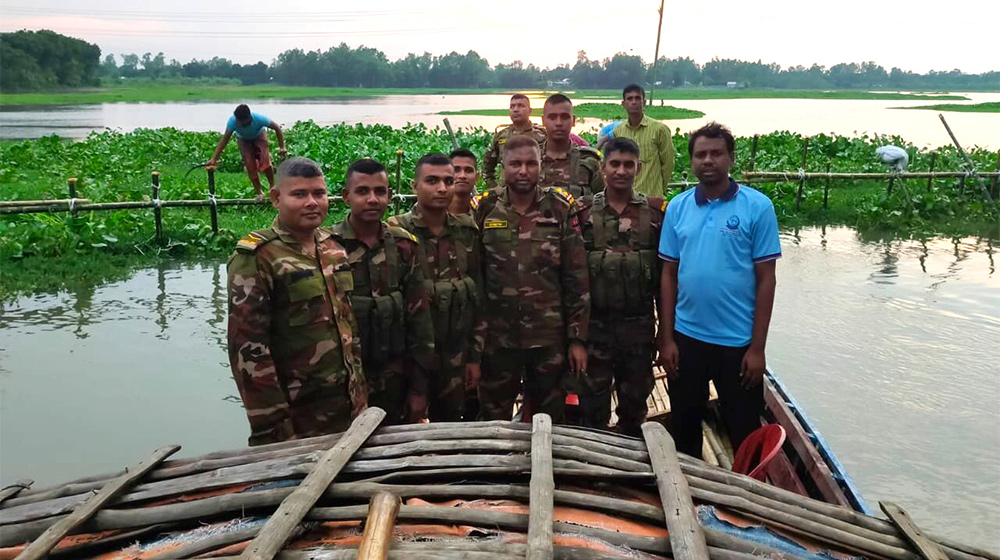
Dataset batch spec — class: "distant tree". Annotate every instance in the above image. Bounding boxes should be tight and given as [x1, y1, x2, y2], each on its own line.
[0, 29, 100, 91]
[604, 53, 646, 87]
[101, 54, 119, 79]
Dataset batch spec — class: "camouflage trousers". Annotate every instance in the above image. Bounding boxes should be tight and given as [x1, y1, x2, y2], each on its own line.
[580, 341, 654, 437]
[428, 347, 467, 422]
[366, 363, 409, 426]
[480, 345, 567, 422]
[248, 385, 353, 446]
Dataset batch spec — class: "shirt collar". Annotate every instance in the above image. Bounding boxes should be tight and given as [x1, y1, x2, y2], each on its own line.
[694, 178, 740, 206]
[330, 214, 385, 240]
[410, 204, 459, 231]
[271, 218, 331, 245]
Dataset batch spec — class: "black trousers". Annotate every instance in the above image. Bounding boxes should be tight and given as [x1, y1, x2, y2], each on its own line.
[669, 331, 763, 458]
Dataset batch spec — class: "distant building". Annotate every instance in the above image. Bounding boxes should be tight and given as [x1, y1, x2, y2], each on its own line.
[547, 78, 572, 88]
[726, 81, 738, 89]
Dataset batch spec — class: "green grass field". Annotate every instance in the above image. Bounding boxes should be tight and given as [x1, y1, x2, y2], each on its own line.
[0, 83, 973, 106]
[441, 103, 704, 120]
[894, 102, 1000, 113]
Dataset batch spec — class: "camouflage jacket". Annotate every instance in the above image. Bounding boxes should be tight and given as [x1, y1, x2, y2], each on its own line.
[539, 144, 604, 199]
[482, 123, 547, 188]
[473, 186, 590, 350]
[388, 205, 486, 362]
[227, 218, 366, 446]
[328, 217, 435, 395]
[578, 191, 665, 344]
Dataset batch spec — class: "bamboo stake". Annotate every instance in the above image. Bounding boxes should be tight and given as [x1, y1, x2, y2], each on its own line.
[207, 166, 219, 235]
[67, 178, 79, 218]
[927, 152, 937, 192]
[16, 445, 180, 560]
[642, 422, 709, 560]
[939, 113, 997, 210]
[528, 414, 554, 560]
[796, 137, 809, 211]
[992, 150, 1000, 200]
[823, 163, 831, 210]
[152, 172, 163, 245]
[238, 407, 386, 560]
[442, 118, 459, 149]
[702, 422, 732, 470]
[356, 492, 401, 560]
[748, 134, 759, 173]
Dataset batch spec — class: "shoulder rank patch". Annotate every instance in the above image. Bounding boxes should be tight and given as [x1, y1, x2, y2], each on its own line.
[549, 186, 576, 207]
[498, 137, 507, 145]
[236, 231, 269, 252]
[484, 219, 507, 229]
[389, 226, 419, 243]
[661, 200, 668, 212]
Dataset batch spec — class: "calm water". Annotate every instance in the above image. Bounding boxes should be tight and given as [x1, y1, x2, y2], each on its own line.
[2, 92, 998, 149]
[1, 226, 998, 548]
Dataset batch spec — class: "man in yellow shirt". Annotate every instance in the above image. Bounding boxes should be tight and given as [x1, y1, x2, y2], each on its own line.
[613, 84, 676, 197]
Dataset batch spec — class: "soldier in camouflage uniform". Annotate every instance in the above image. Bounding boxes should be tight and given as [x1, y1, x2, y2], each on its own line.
[227, 157, 367, 446]
[577, 138, 665, 436]
[473, 135, 590, 422]
[539, 93, 603, 198]
[482, 94, 547, 189]
[329, 158, 436, 424]
[388, 153, 486, 421]
[448, 148, 480, 216]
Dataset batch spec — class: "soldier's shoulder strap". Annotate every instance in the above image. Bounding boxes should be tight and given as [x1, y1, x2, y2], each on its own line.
[646, 195, 668, 215]
[471, 188, 497, 213]
[543, 186, 578, 212]
[235, 229, 278, 253]
[388, 225, 419, 244]
[493, 124, 511, 135]
[387, 212, 413, 231]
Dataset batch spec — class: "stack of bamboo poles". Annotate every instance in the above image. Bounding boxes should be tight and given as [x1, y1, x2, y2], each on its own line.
[0, 414, 993, 560]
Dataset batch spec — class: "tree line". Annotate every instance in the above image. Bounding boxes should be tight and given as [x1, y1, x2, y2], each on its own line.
[2, 29, 997, 93]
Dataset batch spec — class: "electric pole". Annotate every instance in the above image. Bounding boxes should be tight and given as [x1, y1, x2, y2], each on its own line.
[648, 0, 665, 106]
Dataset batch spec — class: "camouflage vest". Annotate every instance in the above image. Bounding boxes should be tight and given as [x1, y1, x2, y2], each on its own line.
[342, 228, 408, 371]
[585, 192, 659, 316]
[392, 213, 482, 347]
[541, 145, 601, 199]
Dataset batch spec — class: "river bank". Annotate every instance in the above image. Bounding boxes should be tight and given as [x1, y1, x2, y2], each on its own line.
[0, 82, 975, 106]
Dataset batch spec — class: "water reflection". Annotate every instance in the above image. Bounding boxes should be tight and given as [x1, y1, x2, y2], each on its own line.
[0, 227, 997, 547]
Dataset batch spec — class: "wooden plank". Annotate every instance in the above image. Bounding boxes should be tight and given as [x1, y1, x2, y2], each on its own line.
[763, 379, 850, 507]
[527, 413, 554, 560]
[881, 501, 949, 560]
[0, 479, 33, 504]
[239, 406, 386, 560]
[356, 491, 401, 560]
[641, 421, 710, 560]
[17, 445, 179, 560]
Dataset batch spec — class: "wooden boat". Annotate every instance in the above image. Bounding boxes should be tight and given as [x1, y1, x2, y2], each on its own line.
[0, 370, 992, 560]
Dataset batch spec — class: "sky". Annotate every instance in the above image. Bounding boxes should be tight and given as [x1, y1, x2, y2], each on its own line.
[1, 0, 997, 74]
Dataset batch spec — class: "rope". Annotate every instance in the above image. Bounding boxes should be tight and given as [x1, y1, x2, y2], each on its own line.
[209, 193, 218, 208]
[154, 197, 162, 209]
[68, 198, 76, 213]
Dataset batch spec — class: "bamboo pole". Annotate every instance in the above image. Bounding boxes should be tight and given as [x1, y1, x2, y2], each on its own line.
[67, 177, 79, 218]
[442, 118, 459, 149]
[796, 137, 809, 211]
[208, 166, 219, 235]
[0, 479, 33, 505]
[527, 414, 554, 560]
[16, 445, 180, 560]
[823, 163, 831, 210]
[992, 150, 1000, 200]
[747, 135, 759, 173]
[356, 492, 401, 560]
[238, 407, 386, 560]
[702, 422, 732, 470]
[939, 113, 997, 209]
[647, 0, 665, 106]
[152, 172, 163, 245]
[927, 152, 937, 192]
[642, 422, 710, 560]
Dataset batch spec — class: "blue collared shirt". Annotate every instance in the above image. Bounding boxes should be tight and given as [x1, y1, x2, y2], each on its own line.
[226, 112, 271, 140]
[658, 179, 781, 347]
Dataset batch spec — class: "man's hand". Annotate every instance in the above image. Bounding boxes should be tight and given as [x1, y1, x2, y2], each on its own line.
[656, 335, 680, 380]
[206, 158, 217, 167]
[407, 393, 427, 423]
[278, 147, 288, 159]
[740, 346, 766, 389]
[465, 362, 481, 391]
[568, 341, 588, 378]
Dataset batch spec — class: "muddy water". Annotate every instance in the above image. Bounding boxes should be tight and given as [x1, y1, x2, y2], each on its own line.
[0, 226, 997, 547]
[2, 92, 998, 149]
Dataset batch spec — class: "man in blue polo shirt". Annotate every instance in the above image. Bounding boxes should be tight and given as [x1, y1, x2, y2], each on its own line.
[207, 104, 287, 200]
[656, 122, 780, 458]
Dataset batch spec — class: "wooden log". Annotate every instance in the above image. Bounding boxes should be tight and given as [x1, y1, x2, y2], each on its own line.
[16, 444, 179, 560]
[701, 422, 731, 470]
[238, 406, 386, 560]
[701, 437, 720, 467]
[356, 492, 401, 560]
[0, 480, 32, 505]
[148, 523, 266, 560]
[528, 414, 554, 560]
[642, 422, 709, 560]
[881, 501, 949, 560]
